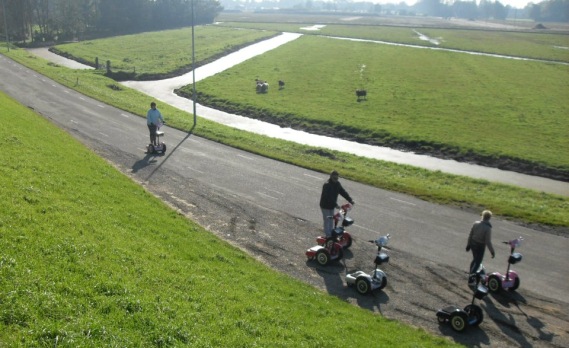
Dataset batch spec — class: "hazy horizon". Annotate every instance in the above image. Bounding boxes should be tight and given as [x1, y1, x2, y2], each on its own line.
[367, 0, 544, 8]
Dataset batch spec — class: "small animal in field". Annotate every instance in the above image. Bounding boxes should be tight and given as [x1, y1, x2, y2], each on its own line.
[255, 79, 269, 93]
[278, 80, 285, 89]
[356, 89, 367, 101]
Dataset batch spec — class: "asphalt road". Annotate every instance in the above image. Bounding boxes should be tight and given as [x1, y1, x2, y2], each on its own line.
[1, 54, 568, 346]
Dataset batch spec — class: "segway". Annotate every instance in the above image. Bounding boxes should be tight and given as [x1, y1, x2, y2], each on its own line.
[436, 272, 488, 332]
[306, 231, 344, 266]
[484, 236, 523, 293]
[315, 203, 354, 249]
[146, 123, 167, 154]
[345, 234, 390, 295]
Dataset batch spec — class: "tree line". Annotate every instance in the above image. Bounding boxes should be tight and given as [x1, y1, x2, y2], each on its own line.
[0, 0, 223, 44]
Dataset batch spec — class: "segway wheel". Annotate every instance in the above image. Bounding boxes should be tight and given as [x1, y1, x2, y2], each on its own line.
[333, 247, 344, 262]
[449, 312, 468, 332]
[316, 249, 330, 266]
[487, 275, 502, 293]
[464, 304, 484, 326]
[509, 277, 520, 291]
[355, 277, 371, 295]
[340, 234, 352, 249]
[162, 143, 167, 154]
[378, 276, 387, 290]
[147, 144, 155, 154]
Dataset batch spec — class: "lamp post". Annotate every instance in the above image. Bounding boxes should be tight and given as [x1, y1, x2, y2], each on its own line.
[191, 0, 197, 126]
[2, 0, 9, 52]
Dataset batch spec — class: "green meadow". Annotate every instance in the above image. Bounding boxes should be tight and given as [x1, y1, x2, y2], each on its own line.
[1, 91, 458, 346]
[215, 21, 569, 62]
[181, 34, 569, 173]
[52, 26, 277, 79]
[2, 25, 568, 229]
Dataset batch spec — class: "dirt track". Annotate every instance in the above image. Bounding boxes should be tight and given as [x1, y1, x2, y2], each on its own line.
[96, 142, 569, 348]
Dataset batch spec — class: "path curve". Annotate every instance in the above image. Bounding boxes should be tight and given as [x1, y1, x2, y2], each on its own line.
[28, 33, 569, 197]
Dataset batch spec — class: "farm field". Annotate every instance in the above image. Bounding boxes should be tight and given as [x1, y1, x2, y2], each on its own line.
[52, 26, 278, 80]
[215, 21, 569, 62]
[216, 12, 569, 30]
[179, 34, 569, 176]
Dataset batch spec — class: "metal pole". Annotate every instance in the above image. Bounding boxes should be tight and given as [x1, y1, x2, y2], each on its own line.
[191, 0, 197, 126]
[2, 0, 9, 52]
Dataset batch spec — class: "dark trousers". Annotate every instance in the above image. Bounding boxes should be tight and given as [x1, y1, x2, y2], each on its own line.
[148, 124, 157, 145]
[469, 243, 486, 276]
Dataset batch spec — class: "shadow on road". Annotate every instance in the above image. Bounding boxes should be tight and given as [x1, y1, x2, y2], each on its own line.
[484, 292, 534, 347]
[132, 153, 159, 173]
[135, 126, 196, 181]
[437, 323, 491, 346]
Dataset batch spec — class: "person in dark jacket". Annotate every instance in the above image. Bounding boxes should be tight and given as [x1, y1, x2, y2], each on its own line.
[319, 170, 355, 237]
[466, 210, 495, 285]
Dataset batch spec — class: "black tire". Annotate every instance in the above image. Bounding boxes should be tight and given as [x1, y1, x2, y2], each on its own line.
[450, 312, 468, 332]
[340, 234, 352, 249]
[488, 275, 502, 293]
[437, 315, 447, 324]
[147, 144, 154, 153]
[162, 144, 167, 154]
[333, 247, 344, 262]
[355, 277, 371, 295]
[316, 249, 329, 266]
[378, 276, 387, 290]
[464, 304, 484, 327]
[509, 277, 520, 291]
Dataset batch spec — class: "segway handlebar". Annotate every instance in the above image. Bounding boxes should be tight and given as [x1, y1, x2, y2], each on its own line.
[369, 234, 390, 247]
[502, 236, 523, 249]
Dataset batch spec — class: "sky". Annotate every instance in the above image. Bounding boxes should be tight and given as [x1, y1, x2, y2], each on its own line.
[369, 0, 544, 8]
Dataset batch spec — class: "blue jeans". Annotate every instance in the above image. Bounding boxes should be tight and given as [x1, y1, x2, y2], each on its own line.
[321, 208, 335, 237]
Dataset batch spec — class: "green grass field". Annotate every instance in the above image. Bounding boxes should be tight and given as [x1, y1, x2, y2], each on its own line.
[214, 21, 569, 62]
[181, 34, 569, 173]
[0, 91, 459, 346]
[53, 26, 278, 79]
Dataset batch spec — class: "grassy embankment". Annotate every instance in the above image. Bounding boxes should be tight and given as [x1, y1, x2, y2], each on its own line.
[2, 25, 568, 229]
[0, 92, 458, 346]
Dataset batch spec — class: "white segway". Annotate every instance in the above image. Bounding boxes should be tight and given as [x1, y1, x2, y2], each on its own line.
[346, 234, 391, 295]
